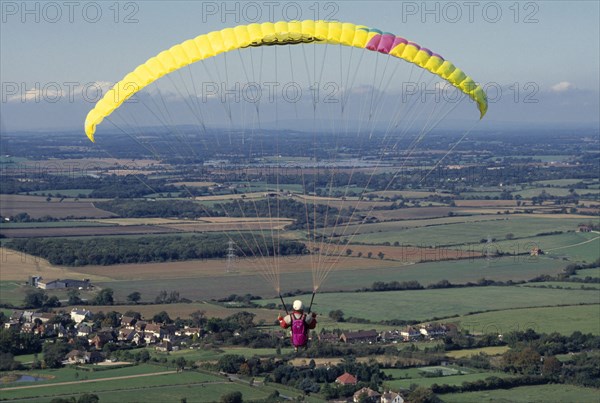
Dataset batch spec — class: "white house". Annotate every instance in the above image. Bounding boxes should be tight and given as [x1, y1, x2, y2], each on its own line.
[70, 308, 91, 324]
[381, 391, 404, 403]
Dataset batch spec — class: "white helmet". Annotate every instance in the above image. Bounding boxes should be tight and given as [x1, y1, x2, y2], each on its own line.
[293, 300, 303, 311]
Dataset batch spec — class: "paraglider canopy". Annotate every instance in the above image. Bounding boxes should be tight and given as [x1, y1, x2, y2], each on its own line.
[85, 20, 487, 142]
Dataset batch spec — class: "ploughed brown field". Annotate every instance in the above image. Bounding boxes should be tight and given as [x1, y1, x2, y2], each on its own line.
[0, 195, 115, 219]
[0, 247, 111, 282]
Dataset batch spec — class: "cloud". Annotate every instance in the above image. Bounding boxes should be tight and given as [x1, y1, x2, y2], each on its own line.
[550, 81, 575, 92]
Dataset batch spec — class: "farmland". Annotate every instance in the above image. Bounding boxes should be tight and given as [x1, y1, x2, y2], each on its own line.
[260, 287, 600, 323]
[1, 129, 598, 402]
[440, 384, 600, 403]
[0, 195, 115, 219]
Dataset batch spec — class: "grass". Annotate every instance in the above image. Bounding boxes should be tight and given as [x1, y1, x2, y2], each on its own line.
[93, 255, 569, 303]
[0, 364, 169, 387]
[347, 216, 588, 247]
[54, 382, 278, 403]
[518, 281, 600, 290]
[488, 231, 599, 263]
[533, 179, 594, 186]
[573, 268, 600, 279]
[0, 370, 226, 400]
[451, 304, 600, 335]
[146, 346, 295, 363]
[440, 384, 600, 402]
[260, 286, 600, 323]
[383, 371, 512, 389]
[0, 281, 26, 306]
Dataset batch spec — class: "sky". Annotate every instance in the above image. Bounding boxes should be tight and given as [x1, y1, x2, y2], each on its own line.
[1, 0, 599, 132]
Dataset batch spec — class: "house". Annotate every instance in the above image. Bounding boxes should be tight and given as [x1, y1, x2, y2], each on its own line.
[65, 350, 104, 364]
[120, 316, 137, 328]
[4, 321, 20, 330]
[9, 310, 24, 322]
[38, 279, 66, 290]
[118, 329, 145, 345]
[400, 326, 421, 341]
[381, 390, 404, 403]
[134, 321, 147, 331]
[340, 330, 379, 344]
[335, 372, 358, 385]
[144, 323, 165, 340]
[38, 278, 90, 290]
[65, 350, 87, 364]
[353, 387, 381, 403]
[22, 311, 36, 323]
[90, 332, 115, 349]
[530, 247, 543, 256]
[76, 322, 95, 337]
[155, 340, 173, 352]
[420, 324, 447, 339]
[32, 312, 55, 324]
[20, 322, 35, 333]
[380, 330, 402, 343]
[318, 332, 340, 343]
[176, 327, 201, 337]
[70, 308, 91, 324]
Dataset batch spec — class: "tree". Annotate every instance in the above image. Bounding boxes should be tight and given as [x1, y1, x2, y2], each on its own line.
[345, 248, 353, 256]
[94, 288, 114, 305]
[328, 310, 345, 322]
[127, 291, 141, 304]
[77, 394, 100, 403]
[68, 289, 82, 305]
[218, 354, 245, 373]
[190, 310, 207, 327]
[0, 352, 22, 371]
[153, 311, 172, 324]
[220, 391, 243, 403]
[43, 340, 70, 368]
[367, 252, 373, 258]
[24, 290, 48, 308]
[377, 251, 385, 260]
[542, 355, 562, 377]
[408, 386, 440, 403]
[173, 356, 187, 371]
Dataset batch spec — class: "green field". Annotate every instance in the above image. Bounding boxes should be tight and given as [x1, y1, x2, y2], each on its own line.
[0, 281, 26, 306]
[147, 346, 295, 363]
[451, 304, 600, 335]
[97, 256, 569, 303]
[440, 384, 600, 403]
[574, 268, 600, 279]
[348, 217, 589, 247]
[64, 382, 282, 403]
[0, 364, 168, 387]
[0, 370, 230, 401]
[533, 179, 594, 186]
[383, 366, 513, 389]
[260, 286, 600, 323]
[519, 281, 600, 290]
[487, 231, 599, 261]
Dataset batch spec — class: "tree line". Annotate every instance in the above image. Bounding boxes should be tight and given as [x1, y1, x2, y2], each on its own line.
[6, 234, 306, 266]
